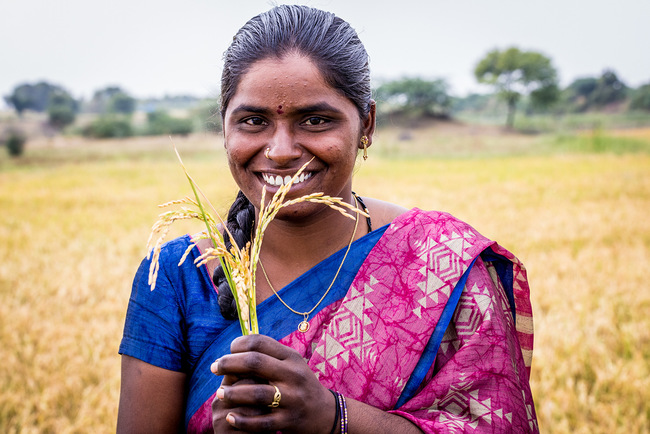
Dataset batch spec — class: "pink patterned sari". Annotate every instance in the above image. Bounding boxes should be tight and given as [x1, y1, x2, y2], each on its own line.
[188, 208, 538, 432]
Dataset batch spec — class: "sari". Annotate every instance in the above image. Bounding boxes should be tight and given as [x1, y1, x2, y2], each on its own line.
[119, 208, 538, 433]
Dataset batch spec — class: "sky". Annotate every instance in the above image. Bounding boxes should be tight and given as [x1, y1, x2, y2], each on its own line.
[1, 0, 649, 106]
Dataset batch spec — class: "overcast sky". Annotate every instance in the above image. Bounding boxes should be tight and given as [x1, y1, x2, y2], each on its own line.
[1, 0, 649, 105]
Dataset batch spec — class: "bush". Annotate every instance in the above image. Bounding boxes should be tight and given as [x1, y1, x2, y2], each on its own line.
[145, 111, 194, 136]
[629, 84, 650, 112]
[47, 91, 78, 130]
[192, 102, 222, 133]
[82, 116, 134, 138]
[5, 130, 27, 157]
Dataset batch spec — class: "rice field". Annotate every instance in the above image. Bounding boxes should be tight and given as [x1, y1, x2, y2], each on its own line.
[1, 126, 649, 433]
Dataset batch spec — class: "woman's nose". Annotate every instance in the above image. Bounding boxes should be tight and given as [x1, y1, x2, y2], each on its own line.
[265, 125, 302, 165]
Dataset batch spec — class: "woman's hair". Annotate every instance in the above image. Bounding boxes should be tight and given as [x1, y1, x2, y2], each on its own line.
[214, 5, 372, 319]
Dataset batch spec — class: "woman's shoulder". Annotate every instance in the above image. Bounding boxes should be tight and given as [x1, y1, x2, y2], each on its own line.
[360, 197, 480, 236]
[155, 234, 194, 261]
[358, 196, 408, 228]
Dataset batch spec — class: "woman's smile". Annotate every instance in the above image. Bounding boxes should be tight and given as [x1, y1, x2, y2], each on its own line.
[261, 171, 313, 187]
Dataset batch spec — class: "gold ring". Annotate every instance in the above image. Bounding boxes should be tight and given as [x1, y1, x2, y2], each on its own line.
[268, 385, 281, 408]
[264, 147, 271, 159]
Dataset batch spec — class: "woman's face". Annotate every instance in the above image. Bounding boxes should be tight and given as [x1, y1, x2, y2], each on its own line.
[223, 53, 374, 220]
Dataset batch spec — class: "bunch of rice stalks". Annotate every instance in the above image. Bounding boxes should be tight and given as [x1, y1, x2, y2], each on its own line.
[146, 148, 367, 335]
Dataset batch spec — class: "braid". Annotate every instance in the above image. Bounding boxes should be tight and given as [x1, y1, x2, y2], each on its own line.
[213, 190, 255, 319]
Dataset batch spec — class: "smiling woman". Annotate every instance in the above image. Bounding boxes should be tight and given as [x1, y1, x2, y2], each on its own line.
[117, 5, 538, 433]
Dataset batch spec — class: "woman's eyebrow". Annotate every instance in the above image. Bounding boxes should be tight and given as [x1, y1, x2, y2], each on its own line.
[230, 105, 271, 115]
[294, 102, 341, 114]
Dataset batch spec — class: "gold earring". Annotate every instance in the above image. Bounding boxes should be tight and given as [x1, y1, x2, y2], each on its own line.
[264, 147, 271, 159]
[360, 136, 369, 160]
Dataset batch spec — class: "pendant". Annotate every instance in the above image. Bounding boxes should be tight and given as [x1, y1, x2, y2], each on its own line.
[298, 320, 310, 333]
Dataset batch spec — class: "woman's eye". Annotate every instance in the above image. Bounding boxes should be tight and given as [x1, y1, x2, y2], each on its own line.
[304, 117, 327, 126]
[244, 117, 266, 126]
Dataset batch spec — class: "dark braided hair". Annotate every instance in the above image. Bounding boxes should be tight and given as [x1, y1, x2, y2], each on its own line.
[212, 191, 255, 319]
[214, 5, 372, 319]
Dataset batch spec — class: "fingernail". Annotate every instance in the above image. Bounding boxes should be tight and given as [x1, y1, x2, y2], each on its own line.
[210, 359, 219, 373]
[226, 413, 236, 425]
[216, 387, 224, 400]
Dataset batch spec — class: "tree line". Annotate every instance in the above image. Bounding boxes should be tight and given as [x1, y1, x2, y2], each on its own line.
[3, 46, 650, 138]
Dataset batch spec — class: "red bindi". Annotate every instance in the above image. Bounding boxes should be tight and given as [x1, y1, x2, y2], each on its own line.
[277, 105, 284, 114]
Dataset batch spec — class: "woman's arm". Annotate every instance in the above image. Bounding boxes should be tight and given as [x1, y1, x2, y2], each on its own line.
[117, 355, 187, 433]
[346, 398, 423, 434]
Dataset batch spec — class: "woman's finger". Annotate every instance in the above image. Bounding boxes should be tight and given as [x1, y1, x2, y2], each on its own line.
[225, 408, 285, 433]
[218, 383, 283, 408]
[229, 334, 295, 360]
[215, 350, 287, 381]
[212, 404, 273, 433]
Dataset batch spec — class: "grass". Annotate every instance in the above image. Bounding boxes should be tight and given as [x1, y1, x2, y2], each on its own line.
[1, 126, 649, 432]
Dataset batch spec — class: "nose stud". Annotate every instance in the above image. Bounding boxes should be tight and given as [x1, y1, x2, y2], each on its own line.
[265, 147, 271, 159]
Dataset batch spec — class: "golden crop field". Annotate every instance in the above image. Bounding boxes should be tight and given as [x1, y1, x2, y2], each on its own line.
[1, 126, 649, 433]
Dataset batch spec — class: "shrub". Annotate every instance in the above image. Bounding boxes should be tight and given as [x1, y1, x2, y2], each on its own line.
[145, 111, 194, 136]
[629, 84, 650, 112]
[5, 130, 27, 157]
[82, 116, 134, 138]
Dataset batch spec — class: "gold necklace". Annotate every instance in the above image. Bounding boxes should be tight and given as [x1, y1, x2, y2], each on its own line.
[258, 196, 361, 333]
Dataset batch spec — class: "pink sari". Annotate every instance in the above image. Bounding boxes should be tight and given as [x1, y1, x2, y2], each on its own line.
[189, 209, 538, 432]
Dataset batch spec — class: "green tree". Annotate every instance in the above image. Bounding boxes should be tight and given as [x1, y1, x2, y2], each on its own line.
[375, 77, 451, 118]
[562, 77, 599, 112]
[629, 83, 650, 111]
[590, 69, 627, 107]
[107, 92, 136, 114]
[474, 47, 559, 127]
[86, 86, 122, 113]
[3, 81, 66, 115]
[86, 86, 136, 114]
[47, 91, 78, 130]
[146, 111, 193, 136]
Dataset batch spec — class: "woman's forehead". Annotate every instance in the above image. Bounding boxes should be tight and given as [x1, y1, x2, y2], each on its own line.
[229, 54, 352, 112]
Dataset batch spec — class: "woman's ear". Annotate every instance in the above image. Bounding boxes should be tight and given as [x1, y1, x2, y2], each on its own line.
[361, 100, 377, 147]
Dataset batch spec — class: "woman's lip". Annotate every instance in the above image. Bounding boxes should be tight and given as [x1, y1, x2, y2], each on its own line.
[261, 171, 314, 187]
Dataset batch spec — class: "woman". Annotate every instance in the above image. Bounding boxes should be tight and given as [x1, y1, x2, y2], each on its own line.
[118, 5, 538, 433]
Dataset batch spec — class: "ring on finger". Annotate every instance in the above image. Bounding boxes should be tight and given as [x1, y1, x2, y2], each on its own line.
[268, 385, 281, 408]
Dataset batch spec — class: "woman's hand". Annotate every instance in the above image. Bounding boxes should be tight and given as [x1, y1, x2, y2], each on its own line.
[211, 334, 336, 433]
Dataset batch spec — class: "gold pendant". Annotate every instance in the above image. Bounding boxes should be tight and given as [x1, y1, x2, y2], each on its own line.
[298, 320, 310, 333]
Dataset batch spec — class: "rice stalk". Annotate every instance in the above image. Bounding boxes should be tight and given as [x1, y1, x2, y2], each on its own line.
[146, 148, 369, 335]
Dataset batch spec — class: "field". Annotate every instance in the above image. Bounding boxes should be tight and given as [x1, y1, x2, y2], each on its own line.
[1, 124, 650, 432]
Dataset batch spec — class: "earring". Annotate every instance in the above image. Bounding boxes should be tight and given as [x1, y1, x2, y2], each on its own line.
[360, 136, 369, 160]
[264, 147, 271, 159]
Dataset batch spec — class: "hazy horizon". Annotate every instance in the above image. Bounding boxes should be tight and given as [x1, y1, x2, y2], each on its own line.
[1, 0, 649, 106]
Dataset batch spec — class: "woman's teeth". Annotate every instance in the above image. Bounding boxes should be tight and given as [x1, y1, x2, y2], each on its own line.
[262, 172, 312, 187]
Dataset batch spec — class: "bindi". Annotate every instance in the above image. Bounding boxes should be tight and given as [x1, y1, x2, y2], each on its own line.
[277, 105, 284, 114]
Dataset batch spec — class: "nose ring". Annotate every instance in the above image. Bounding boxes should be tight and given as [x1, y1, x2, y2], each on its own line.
[264, 147, 271, 159]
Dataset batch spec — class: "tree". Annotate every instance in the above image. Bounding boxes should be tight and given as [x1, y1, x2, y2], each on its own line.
[375, 77, 451, 118]
[145, 111, 194, 136]
[474, 47, 559, 127]
[47, 91, 78, 130]
[107, 92, 136, 114]
[88, 87, 136, 114]
[4, 81, 66, 115]
[87, 86, 136, 114]
[561, 70, 628, 112]
[590, 69, 627, 107]
[562, 77, 599, 112]
[629, 83, 650, 112]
